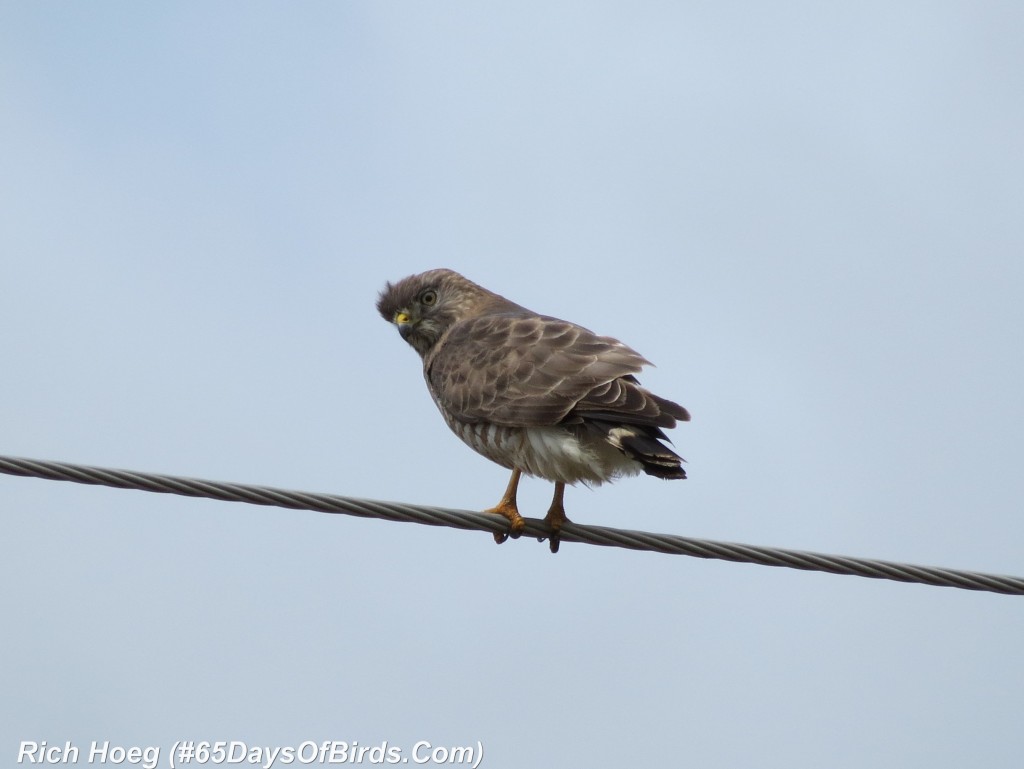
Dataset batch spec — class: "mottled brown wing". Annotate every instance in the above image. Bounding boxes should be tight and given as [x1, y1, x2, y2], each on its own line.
[568, 373, 689, 427]
[426, 312, 684, 428]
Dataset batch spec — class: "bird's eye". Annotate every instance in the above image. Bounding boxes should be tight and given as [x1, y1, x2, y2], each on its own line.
[420, 289, 438, 306]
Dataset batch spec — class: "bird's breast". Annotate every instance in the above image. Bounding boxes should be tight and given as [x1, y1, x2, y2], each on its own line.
[438, 408, 640, 486]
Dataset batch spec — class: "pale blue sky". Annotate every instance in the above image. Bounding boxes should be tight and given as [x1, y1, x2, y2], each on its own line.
[2, 3, 1023, 767]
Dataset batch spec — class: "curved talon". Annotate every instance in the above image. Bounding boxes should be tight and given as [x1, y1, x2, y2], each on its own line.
[490, 515, 524, 545]
[484, 468, 524, 546]
[543, 481, 568, 555]
[545, 521, 563, 554]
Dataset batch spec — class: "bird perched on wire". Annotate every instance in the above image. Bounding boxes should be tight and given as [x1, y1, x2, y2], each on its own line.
[377, 268, 689, 552]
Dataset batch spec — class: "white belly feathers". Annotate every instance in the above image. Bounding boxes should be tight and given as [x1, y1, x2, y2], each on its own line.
[442, 412, 642, 486]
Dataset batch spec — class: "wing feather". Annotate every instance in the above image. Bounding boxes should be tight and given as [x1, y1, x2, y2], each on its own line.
[426, 313, 686, 429]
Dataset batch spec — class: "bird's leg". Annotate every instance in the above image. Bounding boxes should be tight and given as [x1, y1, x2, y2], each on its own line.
[484, 468, 525, 544]
[542, 482, 569, 554]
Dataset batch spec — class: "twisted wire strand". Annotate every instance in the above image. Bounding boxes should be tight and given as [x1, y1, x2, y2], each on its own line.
[1, 454, 1021, 596]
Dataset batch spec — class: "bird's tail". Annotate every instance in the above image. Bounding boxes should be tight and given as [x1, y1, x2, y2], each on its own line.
[620, 429, 687, 480]
[594, 421, 687, 480]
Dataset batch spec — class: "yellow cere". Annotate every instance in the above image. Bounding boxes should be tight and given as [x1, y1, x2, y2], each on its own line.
[394, 311, 411, 324]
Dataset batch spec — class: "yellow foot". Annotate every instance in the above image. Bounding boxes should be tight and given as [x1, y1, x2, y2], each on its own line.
[542, 512, 570, 553]
[542, 514, 568, 553]
[484, 501, 525, 545]
[542, 482, 569, 553]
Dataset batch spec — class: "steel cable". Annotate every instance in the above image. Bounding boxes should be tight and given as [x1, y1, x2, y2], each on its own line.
[1, 454, 1021, 595]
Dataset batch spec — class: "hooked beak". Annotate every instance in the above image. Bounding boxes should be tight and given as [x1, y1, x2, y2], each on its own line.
[394, 311, 414, 340]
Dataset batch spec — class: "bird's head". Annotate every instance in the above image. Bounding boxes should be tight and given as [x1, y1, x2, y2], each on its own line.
[377, 268, 497, 357]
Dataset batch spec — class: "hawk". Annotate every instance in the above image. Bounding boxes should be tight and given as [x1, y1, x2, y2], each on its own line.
[377, 269, 689, 552]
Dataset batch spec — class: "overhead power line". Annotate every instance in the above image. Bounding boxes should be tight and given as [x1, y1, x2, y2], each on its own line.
[1, 454, 1021, 596]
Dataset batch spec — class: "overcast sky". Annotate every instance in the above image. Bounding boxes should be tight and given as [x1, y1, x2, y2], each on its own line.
[2, 3, 1023, 768]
